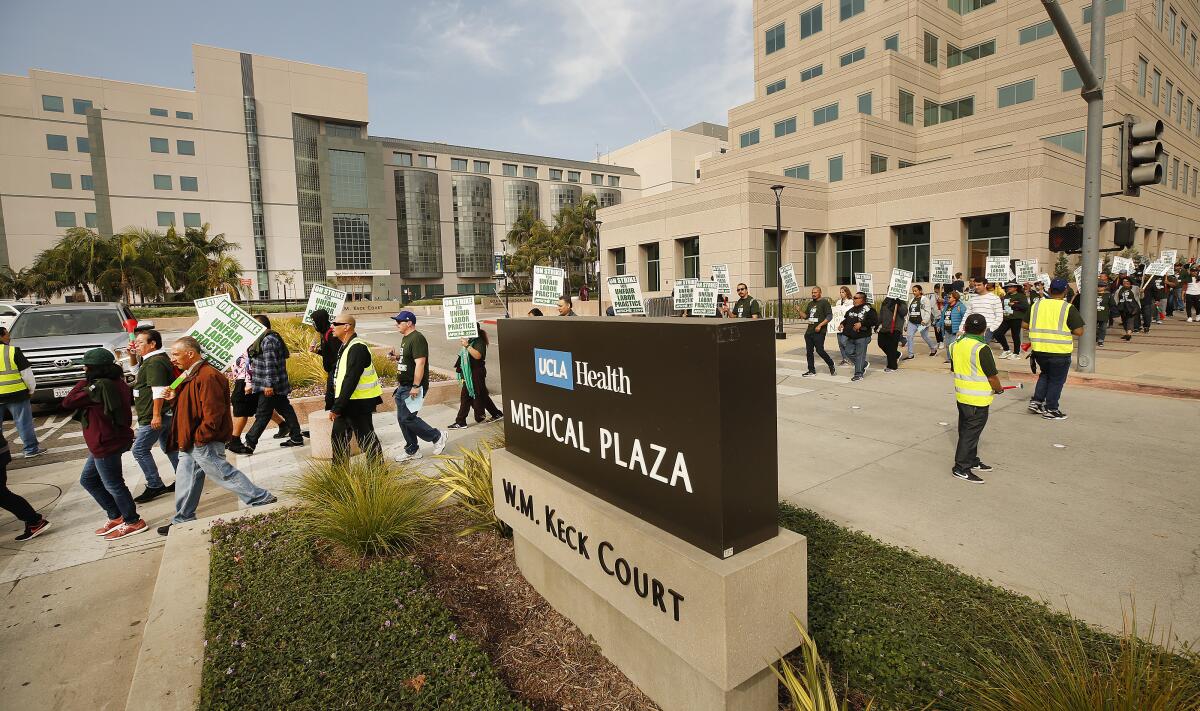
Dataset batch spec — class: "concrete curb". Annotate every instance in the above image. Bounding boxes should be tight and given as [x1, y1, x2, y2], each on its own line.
[124, 502, 287, 711]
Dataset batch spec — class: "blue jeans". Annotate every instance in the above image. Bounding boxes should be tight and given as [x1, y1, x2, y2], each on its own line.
[80, 453, 139, 523]
[131, 417, 178, 489]
[836, 332, 850, 362]
[0, 399, 40, 455]
[394, 387, 441, 455]
[1032, 353, 1071, 411]
[905, 321, 937, 356]
[843, 337, 869, 377]
[943, 331, 958, 362]
[172, 441, 272, 524]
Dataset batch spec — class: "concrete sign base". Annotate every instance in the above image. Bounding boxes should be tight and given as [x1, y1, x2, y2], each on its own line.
[493, 450, 807, 711]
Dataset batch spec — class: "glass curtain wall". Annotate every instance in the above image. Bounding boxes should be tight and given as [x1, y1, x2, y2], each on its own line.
[834, 231, 865, 284]
[894, 223, 931, 281]
[966, 213, 1010, 280]
[395, 170, 443, 278]
[452, 175, 495, 276]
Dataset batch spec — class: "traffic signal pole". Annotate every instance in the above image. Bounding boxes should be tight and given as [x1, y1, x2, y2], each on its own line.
[1041, 0, 1103, 372]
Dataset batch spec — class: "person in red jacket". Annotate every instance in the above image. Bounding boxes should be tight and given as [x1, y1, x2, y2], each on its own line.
[61, 348, 145, 540]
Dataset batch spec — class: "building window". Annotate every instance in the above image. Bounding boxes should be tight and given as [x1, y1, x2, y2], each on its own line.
[740, 129, 761, 147]
[1155, 0, 1163, 28]
[801, 64, 823, 81]
[591, 173, 604, 185]
[50, 173, 72, 189]
[800, 4, 823, 38]
[924, 32, 939, 66]
[177, 139, 195, 155]
[1019, 20, 1055, 44]
[451, 158, 468, 171]
[1062, 68, 1084, 92]
[643, 243, 661, 291]
[156, 211, 174, 227]
[503, 163, 518, 176]
[785, 164, 810, 179]
[998, 79, 1036, 108]
[1169, 8, 1177, 45]
[898, 160, 915, 168]
[72, 98, 92, 115]
[1187, 99, 1194, 131]
[394, 152, 413, 166]
[75, 136, 89, 153]
[1191, 33, 1197, 66]
[150, 107, 168, 117]
[840, 0, 864, 21]
[947, 39, 995, 68]
[1138, 56, 1148, 95]
[1184, 163, 1190, 194]
[813, 102, 839, 125]
[1164, 80, 1174, 117]
[899, 89, 915, 125]
[153, 174, 172, 190]
[81, 174, 93, 190]
[858, 92, 872, 115]
[419, 154, 436, 168]
[456, 284, 478, 296]
[55, 211, 77, 228]
[828, 155, 843, 182]
[46, 134, 68, 151]
[474, 160, 490, 174]
[966, 213, 1009, 280]
[803, 234, 818, 286]
[184, 212, 202, 228]
[895, 223, 930, 281]
[550, 168, 563, 180]
[680, 237, 700, 279]
[924, 97, 974, 126]
[1152, 69, 1161, 106]
[765, 22, 786, 54]
[1043, 129, 1085, 153]
[1172, 157, 1180, 189]
[176, 111, 193, 120]
[180, 176, 198, 191]
[1175, 89, 1184, 123]
[333, 213, 373, 269]
[775, 116, 797, 137]
[834, 232, 864, 284]
[611, 247, 627, 276]
[839, 47, 866, 66]
[330, 150, 368, 208]
[1193, 168, 1198, 197]
[949, 0, 994, 15]
[870, 154, 888, 174]
[524, 166, 538, 179]
[150, 137, 169, 153]
[85, 212, 97, 228]
[608, 175, 620, 187]
[1082, 0, 1124, 22]
[42, 95, 64, 112]
[567, 171, 581, 183]
[766, 78, 787, 95]
[885, 33, 899, 51]
[326, 122, 360, 139]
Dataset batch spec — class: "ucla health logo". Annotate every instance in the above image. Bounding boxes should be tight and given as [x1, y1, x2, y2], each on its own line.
[534, 348, 574, 390]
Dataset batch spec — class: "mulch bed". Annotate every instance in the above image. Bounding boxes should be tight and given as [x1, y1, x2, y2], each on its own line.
[413, 521, 661, 711]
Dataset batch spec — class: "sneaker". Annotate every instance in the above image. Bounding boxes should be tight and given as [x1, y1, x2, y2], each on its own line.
[1188, 317, 1194, 323]
[1097, 341, 1104, 347]
[486, 412, 504, 422]
[839, 359, 849, 366]
[447, 422, 470, 430]
[884, 367, 896, 373]
[801, 370, 817, 377]
[952, 468, 985, 484]
[296, 430, 311, 439]
[850, 375, 863, 382]
[828, 364, 837, 376]
[1042, 409, 1068, 420]
[864, 361, 870, 371]
[95, 518, 123, 536]
[15, 518, 50, 542]
[227, 440, 252, 455]
[280, 439, 305, 448]
[165, 482, 175, 492]
[1001, 350, 1012, 359]
[929, 349, 938, 357]
[251, 494, 278, 507]
[272, 427, 290, 439]
[1122, 334, 1132, 341]
[157, 524, 171, 537]
[973, 461, 994, 473]
[902, 354, 915, 361]
[133, 485, 171, 504]
[104, 520, 148, 540]
[432, 431, 449, 456]
[393, 450, 423, 462]
[1027, 401, 1045, 414]
[23, 447, 49, 459]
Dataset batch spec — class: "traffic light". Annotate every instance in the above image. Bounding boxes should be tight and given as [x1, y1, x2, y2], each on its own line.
[1049, 223, 1083, 253]
[1121, 114, 1163, 197]
[1114, 218, 1136, 248]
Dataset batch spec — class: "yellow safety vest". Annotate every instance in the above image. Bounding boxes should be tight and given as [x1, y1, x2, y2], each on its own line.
[0, 345, 28, 397]
[1027, 298, 1074, 354]
[951, 338, 994, 406]
[333, 337, 383, 400]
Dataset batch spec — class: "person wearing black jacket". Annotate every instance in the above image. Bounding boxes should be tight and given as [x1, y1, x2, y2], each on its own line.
[327, 315, 383, 464]
[876, 296, 905, 372]
[840, 292, 877, 381]
[309, 309, 340, 410]
[449, 324, 504, 429]
[1114, 276, 1139, 340]
[801, 287, 836, 377]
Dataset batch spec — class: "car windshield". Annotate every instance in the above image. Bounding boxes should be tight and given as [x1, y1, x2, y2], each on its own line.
[10, 310, 124, 338]
[11, 303, 34, 312]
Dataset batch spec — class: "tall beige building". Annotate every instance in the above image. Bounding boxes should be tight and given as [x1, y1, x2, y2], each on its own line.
[598, 0, 1200, 299]
[599, 122, 729, 196]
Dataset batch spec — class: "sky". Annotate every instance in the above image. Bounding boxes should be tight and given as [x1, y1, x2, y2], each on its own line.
[0, 0, 753, 161]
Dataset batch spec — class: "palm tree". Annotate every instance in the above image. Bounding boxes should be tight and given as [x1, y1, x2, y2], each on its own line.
[178, 223, 243, 299]
[506, 208, 551, 293]
[96, 229, 156, 304]
[0, 266, 31, 300]
[135, 227, 185, 302]
[27, 227, 108, 300]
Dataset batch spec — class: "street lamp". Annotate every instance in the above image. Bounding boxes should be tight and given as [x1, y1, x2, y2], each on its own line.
[595, 219, 603, 316]
[770, 184, 786, 340]
[499, 237, 510, 318]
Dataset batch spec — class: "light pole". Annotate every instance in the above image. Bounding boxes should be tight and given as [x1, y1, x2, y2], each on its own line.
[771, 185, 786, 340]
[500, 237, 510, 318]
[595, 219, 603, 316]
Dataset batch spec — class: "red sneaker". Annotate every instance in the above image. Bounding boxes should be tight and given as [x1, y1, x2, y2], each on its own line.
[95, 519, 123, 536]
[104, 520, 148, 540]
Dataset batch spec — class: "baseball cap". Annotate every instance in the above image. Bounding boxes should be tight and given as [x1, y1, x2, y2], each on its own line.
[964, 313, 987, 333]
[1003, 281, 1019, 289]
[1050, 278, 1069, 292]
[390, 310, 417, 324]
[81, 348, 115, 366]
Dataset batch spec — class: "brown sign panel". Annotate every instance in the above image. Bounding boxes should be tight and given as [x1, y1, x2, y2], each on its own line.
[497, 316, 778, 558]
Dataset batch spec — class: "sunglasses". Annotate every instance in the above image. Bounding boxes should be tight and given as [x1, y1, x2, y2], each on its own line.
[332, 321, 349, 326]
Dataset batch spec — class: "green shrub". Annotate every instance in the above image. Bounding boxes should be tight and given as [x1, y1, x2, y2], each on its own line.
[201, 511, 522, 710]
[288, 458, 440, 558]
[773, 613, 874, 711]
[372, 351, 397, 380]
[271, 317, 319, 354]
[285, 352, 326, 388]
[429, 442, 507, 536]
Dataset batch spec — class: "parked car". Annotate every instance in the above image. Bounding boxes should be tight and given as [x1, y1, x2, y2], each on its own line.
[8, 303, 150, 407]
[0, 301, 38, 331]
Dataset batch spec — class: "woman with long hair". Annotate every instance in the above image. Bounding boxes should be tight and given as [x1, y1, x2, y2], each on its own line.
[448, 324, 504, 430]
[834, 285, 855, 366]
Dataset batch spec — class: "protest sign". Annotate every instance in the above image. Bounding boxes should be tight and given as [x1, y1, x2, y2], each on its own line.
[443, 296, 479, 340]
[830, 304, 848, 329]
[855, 272, 875, 303]
[1073, 267, 1083, 286]
[532, 265, 566, 307]
[607, 275, 646, 316]
[692, 280, 719, 316]
[1144, 259, 1172, 277]
[779, 264, 801, 296]
[673, 278, 699, 311]
[931, 259, 953, 285]
[1160, 249, 1177, 265]
[1111, 256, 1134, 275]
[986, 256, 1013, 283]
[711, 264, 732, 295]
[194, 294, 232, 318]
[1097, 257, 1104, 276]
[886, 268, 914, 300]
[1038, 273, 1052, 290]
[302, 284, 347, 326]
[186, 298, 266, 372]
[1015, 260, 1038, 283]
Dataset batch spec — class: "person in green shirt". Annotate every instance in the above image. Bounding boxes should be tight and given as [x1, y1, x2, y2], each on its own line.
[449, 325, 504, 429]
[995, 281, 1030, 359]
[389, 311, 447, 461]
[729, 283, 762, 318]
[129, 330, 177, 503]
[950, 313, 1005, 484]
[802, 287, 835, 377]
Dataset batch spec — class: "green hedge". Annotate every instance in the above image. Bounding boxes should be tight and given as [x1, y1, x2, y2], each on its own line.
[133, 303, 299, 318]
[200, 511, 523, 710]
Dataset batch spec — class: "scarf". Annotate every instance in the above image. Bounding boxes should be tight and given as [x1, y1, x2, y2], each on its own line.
[75, 364, 125, 430]
[457, 347, 475, 399]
